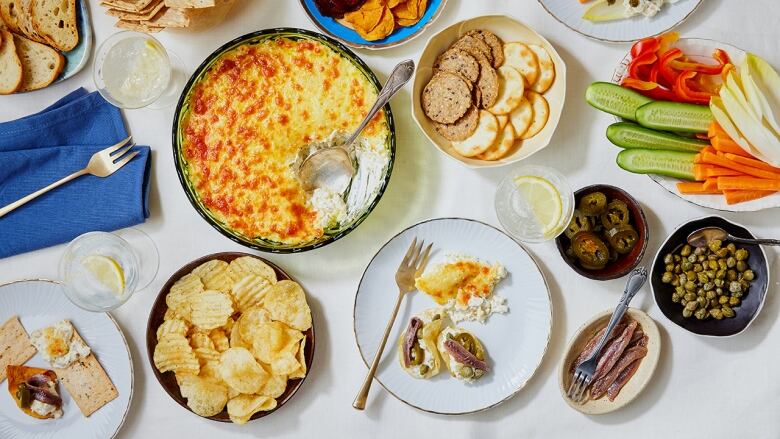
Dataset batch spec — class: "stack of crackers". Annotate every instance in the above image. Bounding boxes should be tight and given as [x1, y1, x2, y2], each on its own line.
[101, 0, 234, 33]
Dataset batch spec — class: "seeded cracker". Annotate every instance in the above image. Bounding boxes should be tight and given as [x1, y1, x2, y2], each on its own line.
[434, 105, 480, 141]
[422, 71, 472, 124]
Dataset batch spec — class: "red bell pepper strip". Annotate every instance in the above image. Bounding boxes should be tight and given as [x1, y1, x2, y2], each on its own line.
[630, 37, 660, 59]
[659, 48, 684, 88]
[657, 32, 679, 54]
[627, 51, 657, 81]
[621, 77, 681, 102]
[674, 71, 714, 105]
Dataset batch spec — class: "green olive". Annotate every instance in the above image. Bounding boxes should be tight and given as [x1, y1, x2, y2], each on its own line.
[743, 270, 755, 281]
[736, 261, 748, 272]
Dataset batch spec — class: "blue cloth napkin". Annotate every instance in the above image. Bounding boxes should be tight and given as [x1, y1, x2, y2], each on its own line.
[0, 89, 151, 259]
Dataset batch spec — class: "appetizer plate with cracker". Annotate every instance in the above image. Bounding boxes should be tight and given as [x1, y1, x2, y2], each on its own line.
[300, 0, 447, 50]
[412, 15, 566, 168]
[558, 308, 660, 415]
[0, 280, 132, 439]
[173, 28, 395, 253]
[537, 0, 702, 43]
[146, 253, 314, 424]
[354, 218, 552, 414]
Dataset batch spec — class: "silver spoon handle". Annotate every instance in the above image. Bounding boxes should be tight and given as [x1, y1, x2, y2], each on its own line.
[729, 235, 780, 246]
[344, 59, 415, 147]
[588, 267, 648, 361]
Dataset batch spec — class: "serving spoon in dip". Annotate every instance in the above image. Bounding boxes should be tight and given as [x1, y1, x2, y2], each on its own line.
[297, 59, 415, 193]
[686, 227, 780, 247]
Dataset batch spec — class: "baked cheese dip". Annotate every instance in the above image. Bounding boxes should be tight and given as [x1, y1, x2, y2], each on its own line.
[415, 256, 508, 323]
[180, 36, 391, 246]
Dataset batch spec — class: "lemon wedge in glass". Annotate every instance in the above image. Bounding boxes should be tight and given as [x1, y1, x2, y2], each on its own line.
[513, 176, 563, 237]
[81, 255, 125, 296]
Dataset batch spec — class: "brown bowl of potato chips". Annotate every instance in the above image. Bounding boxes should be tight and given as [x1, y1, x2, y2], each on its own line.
[146, 252, 315, 424]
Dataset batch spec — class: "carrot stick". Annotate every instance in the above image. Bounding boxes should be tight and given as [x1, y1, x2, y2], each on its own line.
[712, 136, 752, 157]
[703, 178, 719, 191]
[717, 176, 780, 191]
[724, 152, 780, 173]
[708, 122, 730, 139]
[677, 182, 722, 194]
[723, 190, 776, 205]
[702, 152, 780, 180]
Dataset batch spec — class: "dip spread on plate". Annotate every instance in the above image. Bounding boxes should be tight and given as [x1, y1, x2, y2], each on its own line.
[180, 36, 391, 246]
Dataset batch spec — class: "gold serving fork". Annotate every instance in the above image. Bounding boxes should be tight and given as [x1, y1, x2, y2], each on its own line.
[353, 237, 434, 410]
[0, 137, 138, 218]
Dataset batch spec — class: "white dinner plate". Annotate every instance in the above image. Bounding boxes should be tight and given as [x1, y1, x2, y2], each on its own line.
[353, 218, 552, 414]
[537, 0, 702, 43]
[612, 38, 780, 212]
[0, 280, 133, 439]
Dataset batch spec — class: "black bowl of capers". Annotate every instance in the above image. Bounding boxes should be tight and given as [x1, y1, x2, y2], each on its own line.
[651, 216, 769, 337]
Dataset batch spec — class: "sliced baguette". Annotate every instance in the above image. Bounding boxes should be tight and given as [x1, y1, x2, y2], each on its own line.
[17, 0, 49, 44]
[0, 29, 23, 93]
[0, 0, 23, 34]
[32, 0, 78, 51]
[14, 32, 63, 91]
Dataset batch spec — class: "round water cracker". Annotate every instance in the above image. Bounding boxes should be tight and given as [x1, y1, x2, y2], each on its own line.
[451, 110, 499, 157]
[434, 49, 480, 83]
[488, 65, 525, 115]
[433, 105, 479, 141]
[509, 96, 534, 138]
[465, 29, 504, 68]
[452, 34, 494, 66]
[521, 91, 550, 140]
[477, 122, 516, 161]
[476, 60, 499, 109]
[496, 114, 509, 130]
[504, 42, 539, 87]
[529, 45, 556, 94]
[422, 71, 473, 124]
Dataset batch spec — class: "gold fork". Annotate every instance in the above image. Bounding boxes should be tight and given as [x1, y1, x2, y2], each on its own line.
[353, 237, 434, 410]
[0, 137, 138, 218]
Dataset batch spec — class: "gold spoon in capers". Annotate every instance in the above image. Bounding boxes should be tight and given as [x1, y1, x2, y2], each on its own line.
[687, 227, 780, 248]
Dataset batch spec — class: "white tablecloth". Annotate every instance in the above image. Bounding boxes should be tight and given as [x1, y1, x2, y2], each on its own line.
[1, 0, 779, 437]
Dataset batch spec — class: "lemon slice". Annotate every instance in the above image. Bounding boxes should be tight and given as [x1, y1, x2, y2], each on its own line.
[513, 176, 563, 236]
[82, 255, 125, 295]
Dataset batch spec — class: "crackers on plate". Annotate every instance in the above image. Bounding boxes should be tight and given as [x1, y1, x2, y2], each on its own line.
[101, 0, 235, 32]
[421, 29, 557, 161]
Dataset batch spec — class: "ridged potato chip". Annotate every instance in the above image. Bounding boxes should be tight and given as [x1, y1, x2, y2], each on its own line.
[229, 256, 277, 283]
[247, 321, 303, 364]
[179, 373, 229, 417]
[227, 394, 277, 425]
[262, 281, 312, 331]
[166, 273, 204, 320]
[192, 260, 235, 292]
[190, 290, 234, 330]
[198, 359, 223, 383]
[219, 348, 267, 394]
[156, 318, 189, 340]
[163, 307, 186, 321]
[231, 274, 272, 312]
[189, 332, 214, 349]
[154, 334, 200, 374]
[209, 329, 230, 353]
